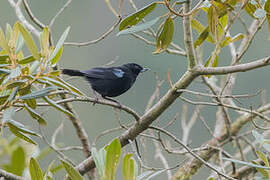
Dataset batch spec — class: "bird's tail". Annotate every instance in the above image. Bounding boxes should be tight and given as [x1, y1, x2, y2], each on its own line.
[62, 69, 85, 76]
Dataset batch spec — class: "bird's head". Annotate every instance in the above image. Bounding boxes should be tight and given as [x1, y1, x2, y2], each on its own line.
[124, 63, 150, 75]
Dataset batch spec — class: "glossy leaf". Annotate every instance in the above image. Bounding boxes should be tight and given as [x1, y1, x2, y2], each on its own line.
[245, 3, 257, 18]
[19, 86, 57, 100]
[15, 33, 24, 54]
[48, 76, 84, 96]
[50, 45, 63, 65]
[154, 17, 174, 54]
[41, 27, 49, 57]
[8, 123, 37, 145]
[0, 55, 9, 64]
[42, 96, 74, 117]
[48, 26, 70, 65]
[194, 27, 210, 48]
[14, 22, 40, 60]
[0, 27, 9, 53]
[29, 157, 43, 180]
[119, 2, 157, 31]
[61, 159, 83, 180]
[25, 104, 47, 125]
[104, 138, 121, 180]
[208, 6, 218, 38]
[123, 154, 135, 180]
[92, 147, 106, 178]
[117, 17, 160, 36]
[18, 55, 36, 65]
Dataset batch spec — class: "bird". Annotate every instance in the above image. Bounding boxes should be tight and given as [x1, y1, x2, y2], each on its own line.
[62, 63, 149, 106]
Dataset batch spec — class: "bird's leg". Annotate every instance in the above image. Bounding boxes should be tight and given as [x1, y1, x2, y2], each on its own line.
[92, 90, 99, 105]
[102, 95, 122, 108]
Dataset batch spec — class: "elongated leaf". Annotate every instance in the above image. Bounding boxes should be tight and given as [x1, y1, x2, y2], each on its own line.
[0, 55, 9, 64]
[60, 159, 83, 180]
[48, 76, 84, 96]
[42, 96, 74, 117]
[6, 79, 27, 89]
[257, 151, 269, 167]
[194, 27, 209, 48]
[7, 120, 39, 136]
[18, 55, 36, 65]
[119, 2, 157, 31]
[208, 6, 218, 38]
[104, 138, 121, 180]
[2, 66, 21, 85]
[19, 86, 57, 100]
[48, 26, 70, 65]
[92, 147, 106, 178]
[50, 46, 63, 65]
[41, 27, 49, 57]
[25, 104, 47, 125]
[205, 55, 219, 78]
[123, 154, 135, 180]
[19, 86, 37, 109]
[154, 17, 174, 54]
[252, 161, 269, 178]
[117, 17, 159, 36]
[8, 86, 19, 102]
[15, 33, 24, 54]
[8, 124, 37, 145]
[15, 22, 40, 60]
[0, 95, 9, 105]
[223, 157, 270, 169]
[0, 27, 9, 53]
[245, 3, 257, 18]
[29, 157, 43, 180]
[2, 108, 15, 124]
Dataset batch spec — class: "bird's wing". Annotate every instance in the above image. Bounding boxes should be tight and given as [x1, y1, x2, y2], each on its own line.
[82, 67, 125, 80]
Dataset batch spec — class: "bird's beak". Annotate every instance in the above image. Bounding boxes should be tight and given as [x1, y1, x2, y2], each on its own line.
[140, 68, 150, 73]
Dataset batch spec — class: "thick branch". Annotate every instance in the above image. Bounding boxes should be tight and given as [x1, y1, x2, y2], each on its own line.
[0, 169, 22, 180]
[194, 56, 270, 75]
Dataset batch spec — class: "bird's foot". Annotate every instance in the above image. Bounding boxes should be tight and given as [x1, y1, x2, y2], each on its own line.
[92, 97, 99, 106]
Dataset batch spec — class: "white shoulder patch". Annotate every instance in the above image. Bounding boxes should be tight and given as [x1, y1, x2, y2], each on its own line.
[112, 68, 124, 78]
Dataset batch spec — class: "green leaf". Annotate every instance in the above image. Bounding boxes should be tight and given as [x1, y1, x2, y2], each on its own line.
[223, 157, 270, 169]
[29, 157, 43, 180]
[8, 86, 19, 102]
[119, 2, 157, 31]
[245, 2, 257, 18]
[0, 27, 9, 53]
[24, 104, 47, 125]
[50, 46, 63, 65]
[104, 138, 121, 180]
[18, 55, 36, 65]
[204, 55, 219, 78]
[42, 96, 74, 117]
[123, 154, 135, 180]
[252, 161, 269, 178]
[48, 27, 70, 65]
[47, 76, 84, 96]
[2, 66, 21, 85]
[2, 146, 25, 176]
[45, 160, 55, 180]
[19, 86, 37, 109]
[154, 16, 174, 54]
[15, 33, 24, 54]
[6, 79, 27, 89]
[221, 33, 244, 47]
[92, 147, 106, 178]
[257, 151, 270, 167]
[208, 6, 218, 38]
[117, 17, 160, 36]
[8, 123, 37, 145]
[19, 86, 57, 100]
[194, 27, 210, 48]
[60, 159, 83, 180]
[40, 27, 49, 57]
[0, 55, 9, 64]
[7, 120, 39, 136]
[14, 22, 40, 60]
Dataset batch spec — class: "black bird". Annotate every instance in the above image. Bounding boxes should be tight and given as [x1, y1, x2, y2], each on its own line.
[62, 63, 149, 105]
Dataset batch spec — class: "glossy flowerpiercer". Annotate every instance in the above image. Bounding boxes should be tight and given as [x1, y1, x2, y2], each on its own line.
[62, 63, 149, 105]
